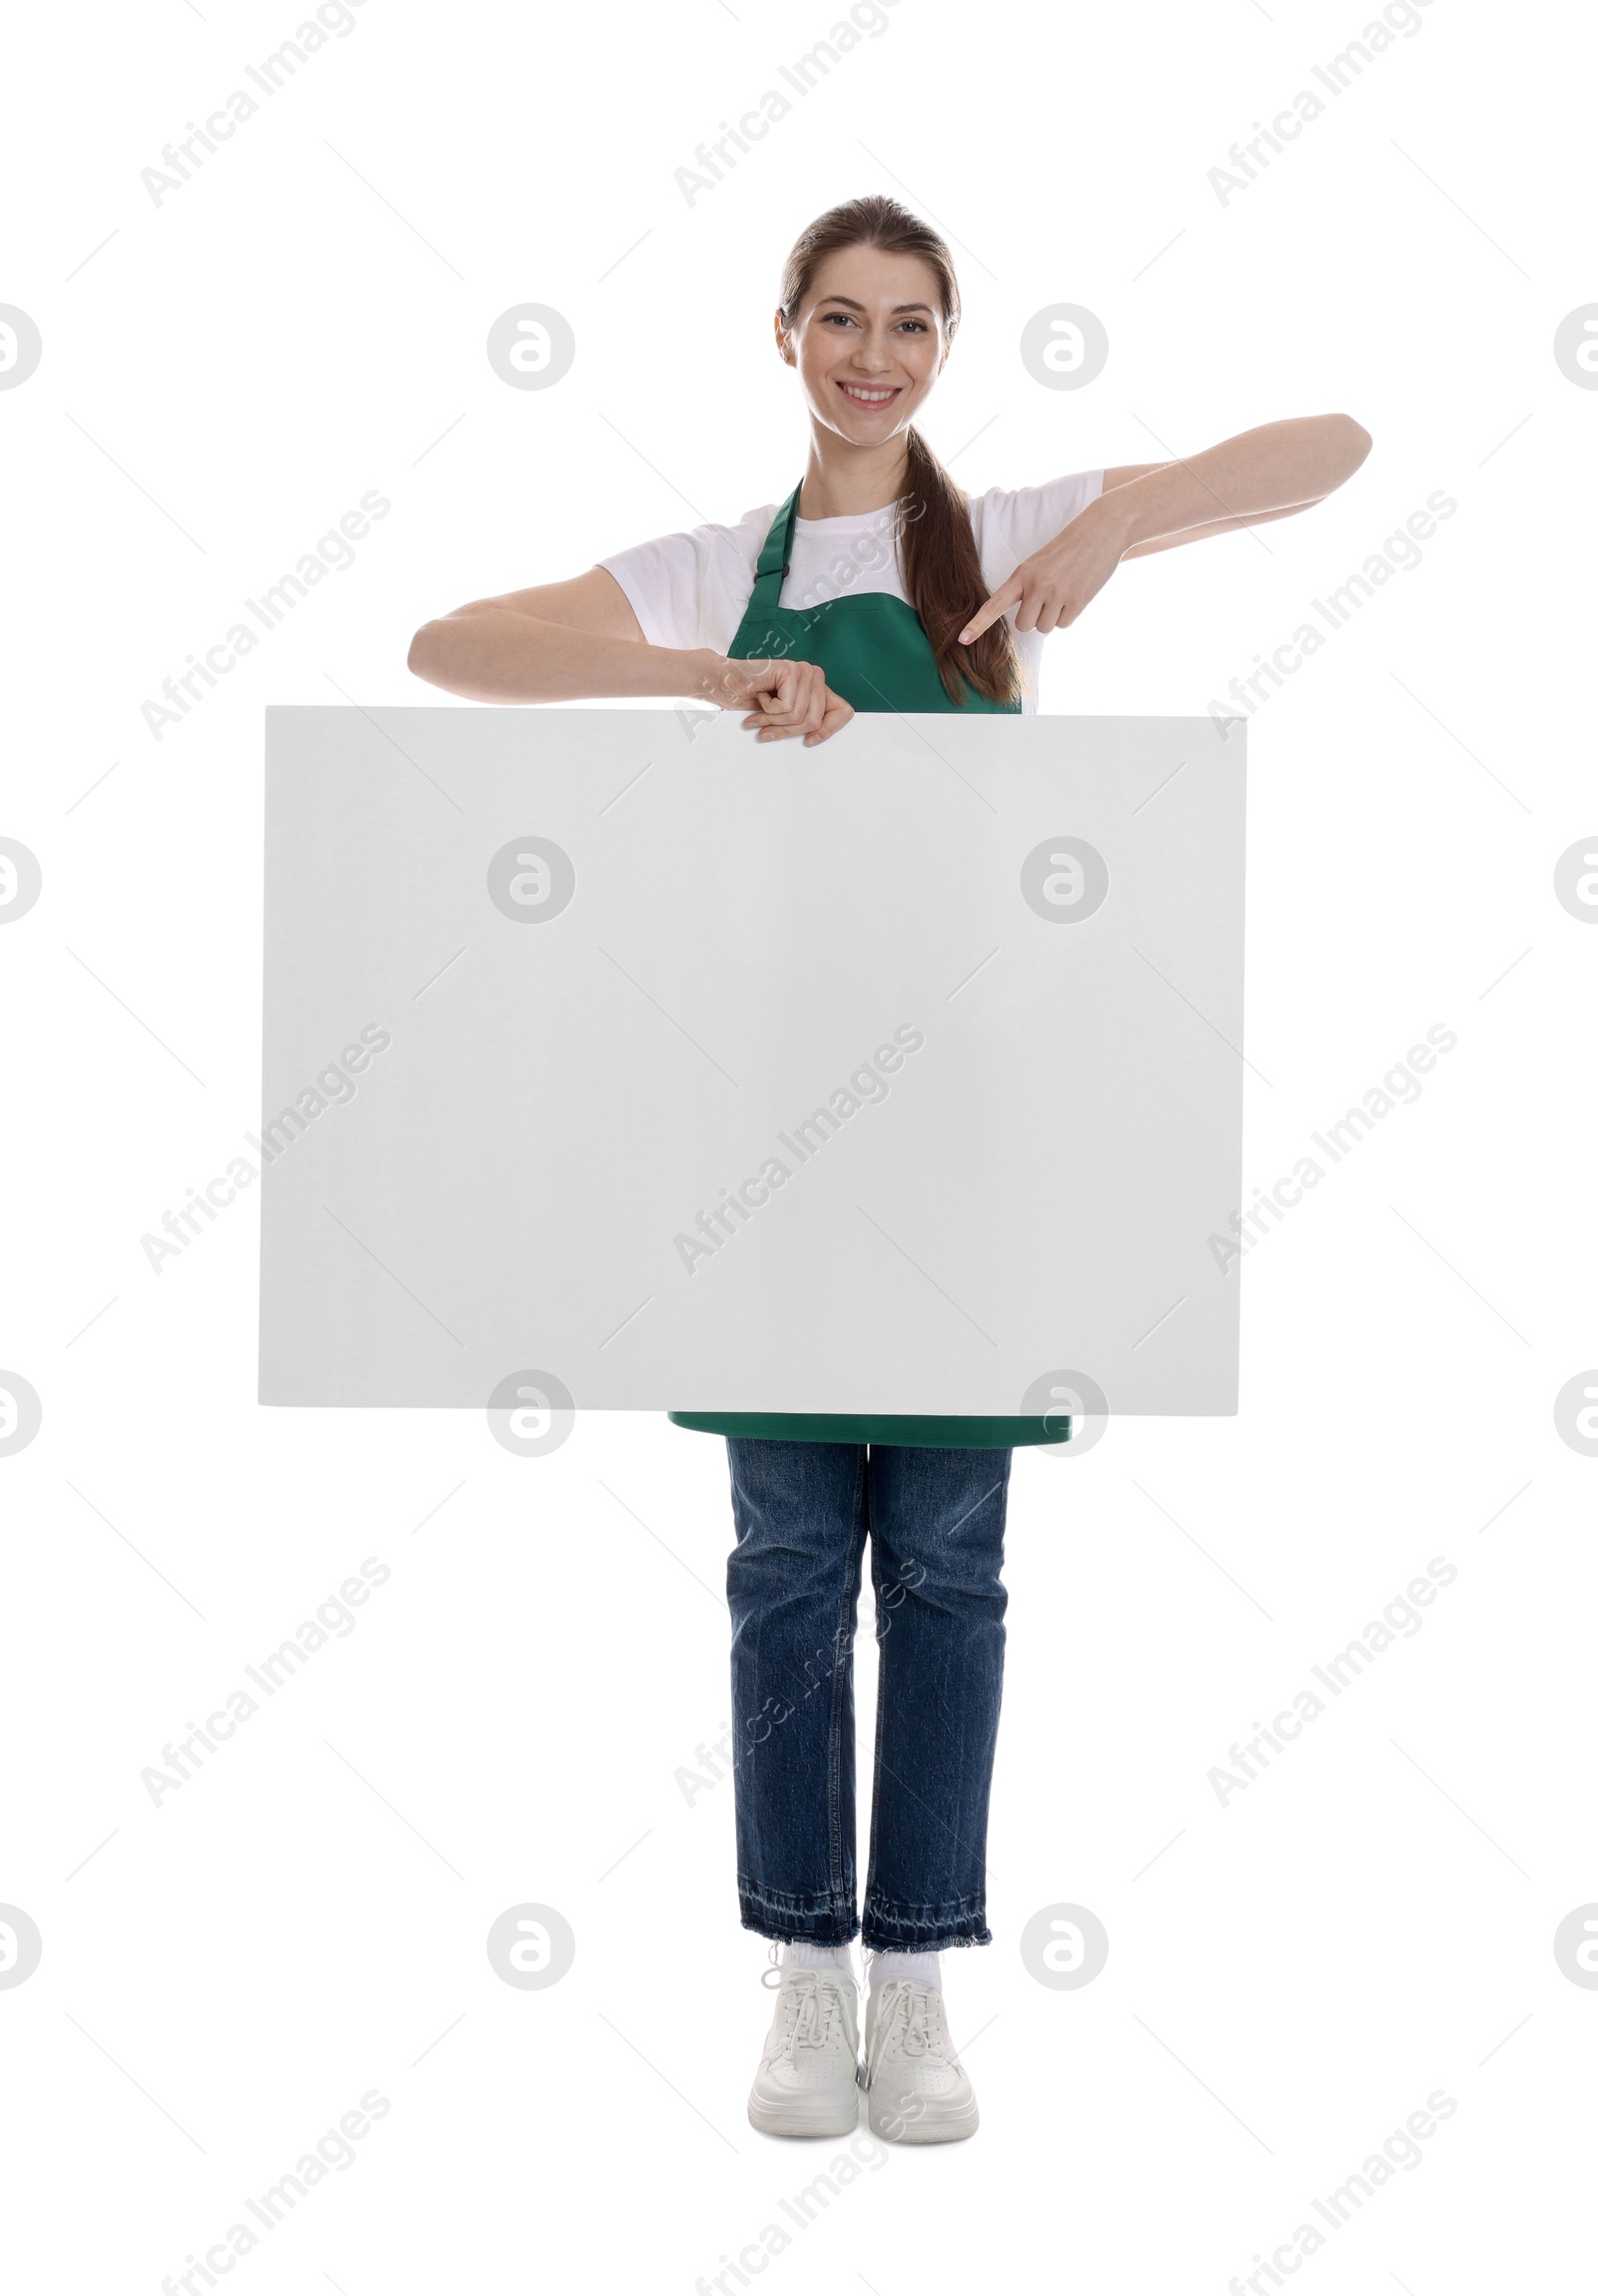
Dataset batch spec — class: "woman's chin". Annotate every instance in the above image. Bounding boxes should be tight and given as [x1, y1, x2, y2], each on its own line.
[821, 407, 914, 447]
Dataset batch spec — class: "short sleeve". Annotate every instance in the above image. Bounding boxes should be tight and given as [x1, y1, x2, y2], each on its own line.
[971, 470, 1105, 588]
[597, 505, 773, 655]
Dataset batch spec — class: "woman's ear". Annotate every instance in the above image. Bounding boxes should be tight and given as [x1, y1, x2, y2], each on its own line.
[773, 309, 795, 367]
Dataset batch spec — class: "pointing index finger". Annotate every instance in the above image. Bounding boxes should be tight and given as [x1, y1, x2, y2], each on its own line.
[957, 582, 1016, 646]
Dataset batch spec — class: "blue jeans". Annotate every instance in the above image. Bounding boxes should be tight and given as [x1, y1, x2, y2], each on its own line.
[725, 1440, 1012, 1951]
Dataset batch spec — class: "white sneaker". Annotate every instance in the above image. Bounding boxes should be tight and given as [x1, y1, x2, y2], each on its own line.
[863, 1979, 979, 2143]
[747, 1966, 862, 2138]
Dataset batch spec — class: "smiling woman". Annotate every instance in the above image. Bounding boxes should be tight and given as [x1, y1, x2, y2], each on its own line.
[404, 188, 1372, 2150]
[768, 199, 1025, 709]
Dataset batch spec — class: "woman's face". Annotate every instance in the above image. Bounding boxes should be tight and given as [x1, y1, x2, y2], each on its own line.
[778, 244, 949, 449]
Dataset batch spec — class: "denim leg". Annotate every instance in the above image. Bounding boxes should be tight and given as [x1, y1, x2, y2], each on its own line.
[725, 1439, 868, 1944]
[862, 1445, 1012, 1950]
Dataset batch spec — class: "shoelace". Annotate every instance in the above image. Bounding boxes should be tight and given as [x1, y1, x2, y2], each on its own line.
[865, 1979, 950, 2084]
[779, 1969, 853, 2056]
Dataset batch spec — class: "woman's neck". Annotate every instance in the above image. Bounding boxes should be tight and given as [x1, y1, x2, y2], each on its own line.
[797, 429, 911, 519]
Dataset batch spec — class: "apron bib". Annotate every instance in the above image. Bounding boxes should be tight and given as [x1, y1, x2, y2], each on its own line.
[668, 486, 1059, 1449]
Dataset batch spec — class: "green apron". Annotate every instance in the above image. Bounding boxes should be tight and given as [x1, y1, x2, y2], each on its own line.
[668, 484, 1063, 1451]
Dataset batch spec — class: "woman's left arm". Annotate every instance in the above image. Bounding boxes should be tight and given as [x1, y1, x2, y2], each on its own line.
[959, 412, 1372, 643]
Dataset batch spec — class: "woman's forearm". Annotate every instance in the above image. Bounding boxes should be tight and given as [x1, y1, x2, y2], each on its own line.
[1097, 414, 1371, 549]
[407, 608, 712, 705]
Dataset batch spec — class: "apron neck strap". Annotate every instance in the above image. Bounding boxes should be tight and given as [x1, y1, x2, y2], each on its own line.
[746, 485, 803, 614]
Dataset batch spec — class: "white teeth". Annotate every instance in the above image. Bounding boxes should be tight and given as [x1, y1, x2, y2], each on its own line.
[840, 384, 896, 402]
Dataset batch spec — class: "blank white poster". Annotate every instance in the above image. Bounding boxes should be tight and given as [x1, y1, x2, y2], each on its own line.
[259, 706, 1244, 1415]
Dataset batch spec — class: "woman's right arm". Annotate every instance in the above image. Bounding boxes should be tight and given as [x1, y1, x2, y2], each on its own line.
[406, 568, 852, 743]
[407, 568, 703, 703]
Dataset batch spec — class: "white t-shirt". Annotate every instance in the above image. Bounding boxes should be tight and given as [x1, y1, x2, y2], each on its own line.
[597, 470, 1105, 713]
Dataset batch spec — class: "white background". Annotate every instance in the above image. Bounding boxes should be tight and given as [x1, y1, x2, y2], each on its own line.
[2, 0, 1595, 2288]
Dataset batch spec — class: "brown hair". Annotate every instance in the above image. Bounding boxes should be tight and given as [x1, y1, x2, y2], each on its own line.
[777, 194, 1020, 709]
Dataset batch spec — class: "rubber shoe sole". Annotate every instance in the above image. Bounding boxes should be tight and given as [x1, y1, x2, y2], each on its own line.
[747, 2064, 863, 2138]
[866, 2079, 980, 2143]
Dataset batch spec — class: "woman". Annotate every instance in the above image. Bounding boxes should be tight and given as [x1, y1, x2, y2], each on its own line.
[409, 195, 1370, 2145]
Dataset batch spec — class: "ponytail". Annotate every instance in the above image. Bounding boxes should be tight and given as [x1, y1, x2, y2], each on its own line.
[900, 426, 1021, 708]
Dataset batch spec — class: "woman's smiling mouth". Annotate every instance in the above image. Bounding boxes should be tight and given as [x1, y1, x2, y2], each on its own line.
[835, 380, 903, 406]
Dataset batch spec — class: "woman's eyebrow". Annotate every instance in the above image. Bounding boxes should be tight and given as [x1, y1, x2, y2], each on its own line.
[814, 296, 935, 316]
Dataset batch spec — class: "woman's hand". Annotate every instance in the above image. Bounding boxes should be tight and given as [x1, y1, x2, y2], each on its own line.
[957, 416, 1375, 651]
[691, 652, 855, 746]
[957, 496, 1130, 647]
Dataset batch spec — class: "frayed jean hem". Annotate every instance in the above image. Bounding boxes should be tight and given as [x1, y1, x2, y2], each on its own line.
[736, 1879, 993, 1952]
[861, 1893, 992, 1951]
[738, 1880, 860, 1947]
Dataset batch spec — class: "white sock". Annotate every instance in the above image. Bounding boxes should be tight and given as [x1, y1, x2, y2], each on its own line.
[867, 1948, 941, 1993]
[781, 1939, 855, 1977]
